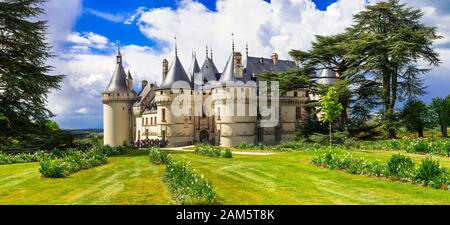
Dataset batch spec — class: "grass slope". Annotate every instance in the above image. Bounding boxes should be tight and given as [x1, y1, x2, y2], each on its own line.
[0, 151, 173, 205]
[171, 150, 450, 205]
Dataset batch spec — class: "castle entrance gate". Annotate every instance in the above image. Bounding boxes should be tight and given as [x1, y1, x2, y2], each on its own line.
[199, 130, 209, 143]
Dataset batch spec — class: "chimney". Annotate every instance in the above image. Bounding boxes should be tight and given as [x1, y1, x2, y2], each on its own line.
[271, 52, 279, 64]
[141, 80, 148, 91]
[234, 52, 243, 78]
[162, 59, 169, 81]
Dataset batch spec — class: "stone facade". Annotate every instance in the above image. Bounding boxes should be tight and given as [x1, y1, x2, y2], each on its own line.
[102, 46, 336, 147]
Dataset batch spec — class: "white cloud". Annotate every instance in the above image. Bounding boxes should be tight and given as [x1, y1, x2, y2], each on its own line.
[66, 32, 110, 51]
[40, 0, 82, 50]
[87, 9, 127, 23]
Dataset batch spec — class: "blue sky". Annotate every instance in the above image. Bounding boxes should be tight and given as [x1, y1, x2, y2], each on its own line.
[43, 0, 450, 129]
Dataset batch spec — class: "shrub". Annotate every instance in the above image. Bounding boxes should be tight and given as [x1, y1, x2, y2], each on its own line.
[221, 149, 233, 158]
[39, 160, 68, 178]
[39, 148, 107, 178]
[149, 147, 169, 165]
[386, 154, 415, 179]
[414, 157, 442, 185]
[367, 160, 387, 177]
[311, 152, 450, 191]
[164, 159, 220, 205]
[194, 144, 232, 158]
[94, 144, 134, 156]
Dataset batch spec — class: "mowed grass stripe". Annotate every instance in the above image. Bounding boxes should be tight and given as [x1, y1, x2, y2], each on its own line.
[0, 151, 173, 205]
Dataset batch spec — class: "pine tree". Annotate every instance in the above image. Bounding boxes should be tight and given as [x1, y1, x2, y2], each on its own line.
[347, 0, 441, 138]
[0, 0, 62, 144]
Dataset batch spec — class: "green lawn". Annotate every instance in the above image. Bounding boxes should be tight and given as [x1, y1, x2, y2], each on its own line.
[0, 151, 173, 205]
[171, 149, 450, 205]
[1, 149, 450, 204]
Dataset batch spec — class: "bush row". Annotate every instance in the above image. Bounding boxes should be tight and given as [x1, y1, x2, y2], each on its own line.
[345, 138, 450, 156]
[149, 148, 220, 205]
[93, 144, 136, 156]
[39, 148, 108, 178]
[0, 151, 63, 165]
[193, 144, 232, 158]
[312, 152, 450, 190]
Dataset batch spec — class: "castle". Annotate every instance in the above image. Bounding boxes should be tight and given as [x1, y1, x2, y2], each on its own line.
[102, 42, 337, 147]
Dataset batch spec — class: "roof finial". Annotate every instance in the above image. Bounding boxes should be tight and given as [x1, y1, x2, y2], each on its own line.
[174, 37, 178, 56]
[211, 48, 213, 60]
[206, 44, 209, 59]
[232, 33, 235, 53]
[116, 40, 121, 56]
[246, 42, 249, 57]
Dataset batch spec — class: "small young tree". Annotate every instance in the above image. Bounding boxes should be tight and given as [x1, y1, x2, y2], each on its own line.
[401, 99, 429, 138]
[430, 96, 450, 138]
[321, 87, 343, 146]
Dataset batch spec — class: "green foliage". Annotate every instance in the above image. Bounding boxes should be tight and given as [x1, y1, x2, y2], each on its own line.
[430, 96, 450, 137]
[164, 159, 220, 205]
[347, 0, 441, 138]
[321, 87, 344, 125]
[321, 87, 343, 146]
[401, 99, 430, 137]
[39, 147, 111, 178]
[259, 69, 312, 96]
[221, 149, 233, 158]
[386, 154, 415, 179]
[414, 158, 442, 186]
[193, 144, 232, 158]
[149, 147, 169, 165]
[147, 147, 221, 204]
[312, 152, 450, 190]
[0, 0, 63, 145]
[93, 144, 135, 156]
[354, 138, 450, 157]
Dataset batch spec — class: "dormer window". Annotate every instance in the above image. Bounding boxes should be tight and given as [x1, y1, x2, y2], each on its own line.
[259, 58, 264, 64]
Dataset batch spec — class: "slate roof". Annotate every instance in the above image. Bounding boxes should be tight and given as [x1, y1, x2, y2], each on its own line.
[104, 53, 132, 94]
[245, 56, 298, 78]
[158, 55, 191, 90]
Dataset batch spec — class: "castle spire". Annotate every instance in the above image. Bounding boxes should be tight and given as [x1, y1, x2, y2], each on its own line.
[232, 33, 235, 53]
[246, 42, 248, 57]
[174, 37, 178, 56]
[210, 48, 213, 60]
[116, 40, 122, 64]
[206, 44, 209, 59]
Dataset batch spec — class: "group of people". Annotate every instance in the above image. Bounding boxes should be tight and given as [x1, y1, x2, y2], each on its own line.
[133, 138, 169, 148]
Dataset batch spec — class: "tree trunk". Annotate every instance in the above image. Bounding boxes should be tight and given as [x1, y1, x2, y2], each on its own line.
[418, 127, 424, 138]
[441, 125, 448, 138]
[329, 122, 332, 147]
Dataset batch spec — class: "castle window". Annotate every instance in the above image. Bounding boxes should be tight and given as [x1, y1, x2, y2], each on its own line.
[160, 91, 163, 95]
[294, 92, 298, 97]
[154, 117, 157, 125]
[142, 118, 144, 126]
[217, 107, 221, 121]
[123, 107, 125, 111]
[145, 129, 149, 139]
[162, 109, 166, 122]
[296, 107, 302, 120]
[146, 118, 148, 125]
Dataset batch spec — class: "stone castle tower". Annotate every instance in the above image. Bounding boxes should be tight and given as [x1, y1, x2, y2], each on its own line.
[102, 49, 137, 146]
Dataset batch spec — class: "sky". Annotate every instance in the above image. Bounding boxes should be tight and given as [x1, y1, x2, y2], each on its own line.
[41, 0, 450, 129]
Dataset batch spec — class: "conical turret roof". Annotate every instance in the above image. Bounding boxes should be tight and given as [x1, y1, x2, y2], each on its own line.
[218, 53, 237, 86]
[158, 54, 191, 90]
[104, 51, 131, 94]
[188, 54, 200, 78]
